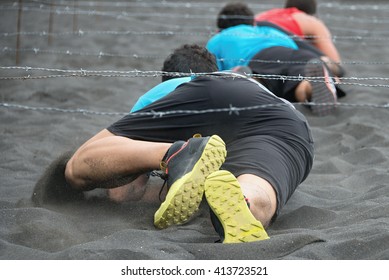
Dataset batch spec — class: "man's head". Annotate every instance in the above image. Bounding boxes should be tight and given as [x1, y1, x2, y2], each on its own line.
[161, 44, 218, 82]
[217, 2, 254, 30]
[285, 0, 317, 15]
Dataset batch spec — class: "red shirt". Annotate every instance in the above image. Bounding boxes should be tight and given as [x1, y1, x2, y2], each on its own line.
[255, 7, 304, 37]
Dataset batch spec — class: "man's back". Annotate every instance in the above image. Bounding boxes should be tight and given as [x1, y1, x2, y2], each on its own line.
[255, 7, 304, 37]
[256, 7, 340, 63]
[206, 25, 298, 70]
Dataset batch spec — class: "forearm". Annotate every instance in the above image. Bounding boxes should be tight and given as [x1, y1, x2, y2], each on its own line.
[315, 40, 341, 63]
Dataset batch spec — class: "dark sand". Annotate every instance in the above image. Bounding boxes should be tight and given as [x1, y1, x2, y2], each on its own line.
[1, 0, 389, 260]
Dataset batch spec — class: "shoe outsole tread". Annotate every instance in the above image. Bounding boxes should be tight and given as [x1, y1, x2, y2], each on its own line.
[154, 135, 227, 229]
[205, 170, 269, 243]
[306, 59, 337, 116]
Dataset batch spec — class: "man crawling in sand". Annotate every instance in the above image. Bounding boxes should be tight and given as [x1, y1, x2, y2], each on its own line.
[33, 44, 314, 244]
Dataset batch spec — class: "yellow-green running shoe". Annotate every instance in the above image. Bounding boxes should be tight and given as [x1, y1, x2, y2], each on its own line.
[154, 134, 227, 229]
[205, 170, 269, 243]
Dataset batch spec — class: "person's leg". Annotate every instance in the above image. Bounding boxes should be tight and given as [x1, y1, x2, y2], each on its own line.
[256, 21, 346, 78]
[65, 129, 227, 228]
[65, 128, 170, 190]
[107, 174, 150, 203]
[154, 134, 227, 228]
[65, 76, 263, 226]
[204, 105, 314, 243]
[204, 171, 272, 243]
[236, 173, 277, 227]
[203, 136, 282, 243]
[303, 58, 337, 116]
[250, 46, 338, 116]
[249, 47, 293, 99]
[276, 50, 338, 115]
[320, 56, 345, 78]
[294, 79, 312, 102]
[33, 129, 155, 205]
[293, 61, 338, 104]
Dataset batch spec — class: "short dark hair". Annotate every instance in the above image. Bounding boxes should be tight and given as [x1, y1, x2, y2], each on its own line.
[285, 0, 317, 15]
[217, 2, 254, 30]
[161, 44, 218, 82]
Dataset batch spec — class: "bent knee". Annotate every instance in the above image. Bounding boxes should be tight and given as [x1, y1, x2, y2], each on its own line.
[237, 174, 277, 227]
[251, 195, 275, 227]
[64, 157, 86, 190]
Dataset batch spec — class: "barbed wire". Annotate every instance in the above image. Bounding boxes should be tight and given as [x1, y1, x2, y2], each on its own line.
[1, 102, 388, 118]
[5, 1, 271, 10]
[1, 47, 163, 60]
[2, 47, 389, 68]
[320, 3, 389, 11]
[2, 4, 389, 25]
[0, 6, 221, 20]
[0, 30, 205, 38]
[328, 26, 389, 36]
[0, 20, 380, 36]
[1, 29, 388, 42]
[1, 65, 389, 81]
[6, 1, 389, 11]
[0, 102, 126, 116]
[1, 66, 389, 87]
[0, 3, 388, 116]
[1, 2, 387, 39]
[321, 13, 389, 24]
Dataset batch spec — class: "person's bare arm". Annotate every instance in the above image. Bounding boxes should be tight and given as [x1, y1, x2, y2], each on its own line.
[295, 13, 341, 63]
[65, 129, 170, 190]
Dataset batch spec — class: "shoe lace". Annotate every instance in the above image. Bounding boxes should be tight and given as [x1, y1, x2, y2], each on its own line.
[150, 161, 169, 202]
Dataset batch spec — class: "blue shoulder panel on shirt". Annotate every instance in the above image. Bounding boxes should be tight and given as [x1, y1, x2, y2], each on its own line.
[130, 77, 192, 112]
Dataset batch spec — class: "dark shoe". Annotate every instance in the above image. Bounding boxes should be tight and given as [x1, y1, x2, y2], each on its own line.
[154, 135, 227, 229]
[305, 59, 337, 116]
[205, 170, 269, 243]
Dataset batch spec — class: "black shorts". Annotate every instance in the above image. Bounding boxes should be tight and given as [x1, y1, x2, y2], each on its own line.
[249, 46, 319, 102]
[107, 75, 314, 219]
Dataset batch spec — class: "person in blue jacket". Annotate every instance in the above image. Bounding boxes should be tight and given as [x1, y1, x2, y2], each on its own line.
[130, 44, 251, 113]
[206, 2, 343, 116]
